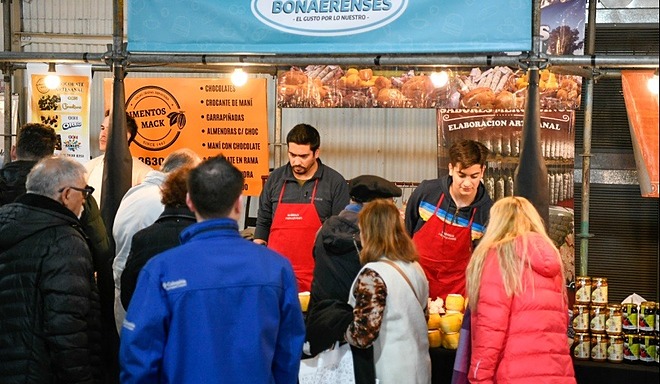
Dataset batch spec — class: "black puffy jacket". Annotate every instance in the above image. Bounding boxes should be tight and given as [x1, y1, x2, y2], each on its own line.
[0, 193, 102, 384]
[0, 160, 37, 206]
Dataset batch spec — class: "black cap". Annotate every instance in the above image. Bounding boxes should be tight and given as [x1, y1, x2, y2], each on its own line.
[349, 175, 402, 203]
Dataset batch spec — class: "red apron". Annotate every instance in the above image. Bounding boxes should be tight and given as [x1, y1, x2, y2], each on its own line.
[268, 180, 321, 292]
[413, 194, 476, 301]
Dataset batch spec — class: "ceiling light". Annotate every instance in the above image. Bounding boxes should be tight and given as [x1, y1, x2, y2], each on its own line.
[231, 68, 248, 87]
[430, 70, 449, 88]
[44, 63, 61, 90]
[647, 68, 658, 95]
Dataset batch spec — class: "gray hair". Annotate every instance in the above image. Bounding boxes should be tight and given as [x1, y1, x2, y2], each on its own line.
[26, 156, 87, 200]
[160, 148, 202, 173]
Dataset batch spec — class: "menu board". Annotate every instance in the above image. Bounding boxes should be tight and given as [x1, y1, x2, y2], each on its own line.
[105, 78, 269, 196]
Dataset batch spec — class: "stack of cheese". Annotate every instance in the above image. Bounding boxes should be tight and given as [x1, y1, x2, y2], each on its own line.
[427, 294, 466, 349]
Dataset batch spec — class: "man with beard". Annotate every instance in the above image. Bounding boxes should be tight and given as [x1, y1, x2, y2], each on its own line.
[254, 123, 350, 292]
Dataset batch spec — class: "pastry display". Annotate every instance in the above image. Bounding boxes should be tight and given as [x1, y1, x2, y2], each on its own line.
[276, 66, 582, 110]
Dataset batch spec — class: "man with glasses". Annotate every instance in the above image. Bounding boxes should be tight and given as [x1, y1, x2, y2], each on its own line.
[0, 122, 118, 383]
[0, 156, 103, 383]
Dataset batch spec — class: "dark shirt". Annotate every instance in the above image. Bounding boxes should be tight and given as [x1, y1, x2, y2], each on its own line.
[255, 159, 350, 242]
[120, 206, 196, 309]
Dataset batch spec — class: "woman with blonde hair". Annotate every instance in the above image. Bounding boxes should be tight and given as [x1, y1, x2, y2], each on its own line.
[345, 199, 431, 384]
[466, 196, 575, 383]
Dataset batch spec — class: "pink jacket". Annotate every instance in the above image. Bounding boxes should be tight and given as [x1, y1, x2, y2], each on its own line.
[469, 232, 575, 384]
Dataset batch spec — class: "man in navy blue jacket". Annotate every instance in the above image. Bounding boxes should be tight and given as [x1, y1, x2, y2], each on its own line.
[120, 155, 305, 384]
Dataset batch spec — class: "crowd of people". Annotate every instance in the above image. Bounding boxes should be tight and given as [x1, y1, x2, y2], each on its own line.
[0, 117, 575, 383]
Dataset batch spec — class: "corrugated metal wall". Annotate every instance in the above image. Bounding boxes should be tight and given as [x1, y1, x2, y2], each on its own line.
[281, 108, 438, 183]
[19, 0, 112, 53]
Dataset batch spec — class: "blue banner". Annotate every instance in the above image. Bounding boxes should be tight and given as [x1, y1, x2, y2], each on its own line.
[127, 0, 532, 54]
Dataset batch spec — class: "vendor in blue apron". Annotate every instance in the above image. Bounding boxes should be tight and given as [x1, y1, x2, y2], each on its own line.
[254, 124, 350, 292]
[405, 140, 493, 301]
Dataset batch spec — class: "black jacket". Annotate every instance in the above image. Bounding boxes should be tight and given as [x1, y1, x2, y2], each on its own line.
[0, 194, 102, 384]
[0, 160, 37, 205]
[307, 203, 376, 384]
[120, 206, 196, 309]
[310, 205, 362, 310]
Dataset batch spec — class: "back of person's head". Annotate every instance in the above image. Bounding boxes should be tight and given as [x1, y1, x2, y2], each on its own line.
[126, 114, 138, 146]
[286, 123, 320, 152]
[160, 148, 202, 173]
[466, 196, 557, 308]
[358, 199, 417, 264]
[161, 166, 192, 208]
[105, 109, 139, 146]
[449, 139, 489, 168]
[187, 155, 244, 219]
[26, 156, 86, 200]
[15, 123, 57, 161]
[480, 196, 548, 246]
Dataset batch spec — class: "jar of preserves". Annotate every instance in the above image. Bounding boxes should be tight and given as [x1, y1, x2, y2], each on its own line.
[573, 332, 591, 360]
[623, 332, 640, 363]
[591, 277, 608, 304]
[606, 304, 623, 335]
[591, 333, 608, 362]
[590, 305, 607, 334]
[622, 302, 638, 332]
[575, 276, 591, 304]
[639, 334, 657, 364]
[639, 301, 656, 333]
[607, 335, 624, 363]
[572, 304, 590, 332]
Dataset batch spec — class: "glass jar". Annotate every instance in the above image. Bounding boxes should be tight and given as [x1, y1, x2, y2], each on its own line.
[622, 302, 638, 332]
[605, 304, 623, 335]
[590, 305, 607, 334]
[639, 333, 657, 365]
[639, 301, 656, 333]
[590, 277, 608, 305]
[623, 332, 640, 364]
[573, 332, 591, 360]
[607, 335, 624, 363]
[591, 333, 608, 362]
[572, 304, 590, 332]
[575, 276, 591, 304]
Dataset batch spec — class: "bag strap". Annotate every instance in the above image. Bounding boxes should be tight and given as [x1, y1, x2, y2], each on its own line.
[381, 259, 420, 303]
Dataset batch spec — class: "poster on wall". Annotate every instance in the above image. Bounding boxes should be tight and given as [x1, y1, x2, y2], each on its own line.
[104, 78, 269, 196]
[26, 64, 92, 163]
[437, 108, 576, 284]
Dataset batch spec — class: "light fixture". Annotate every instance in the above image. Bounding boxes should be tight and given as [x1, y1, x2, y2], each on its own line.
[44, 63, 61, 90]
[430, 70, 450, 88]
[647, 68, 659, 95]
[231, 68, 248, 87]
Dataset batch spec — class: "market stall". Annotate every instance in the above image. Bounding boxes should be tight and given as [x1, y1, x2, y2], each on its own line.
[0, 0, 658, 383]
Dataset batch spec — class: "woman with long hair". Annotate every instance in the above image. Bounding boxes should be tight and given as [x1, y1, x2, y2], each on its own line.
[345, 199, 431, 384]
[466, 196, 575, 383]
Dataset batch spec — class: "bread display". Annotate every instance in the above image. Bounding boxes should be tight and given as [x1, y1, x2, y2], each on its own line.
[276, 66, 582, 110]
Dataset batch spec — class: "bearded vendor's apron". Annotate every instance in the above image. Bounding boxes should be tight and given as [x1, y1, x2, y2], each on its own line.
[413, 194, 476, 300]
[268, 180, 321, 292]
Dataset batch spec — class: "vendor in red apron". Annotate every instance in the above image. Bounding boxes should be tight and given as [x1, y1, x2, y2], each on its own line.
[254, 123, 350, 292]
[404, 140, 493, 301]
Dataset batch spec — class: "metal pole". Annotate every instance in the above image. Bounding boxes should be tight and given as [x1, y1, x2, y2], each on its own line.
[579, 0, 599, 277]
[0, 51, 656, 69]
[2, 0, 13, 165]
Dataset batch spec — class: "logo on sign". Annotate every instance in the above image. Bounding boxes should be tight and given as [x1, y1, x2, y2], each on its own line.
[251, 0, 408, 36]
[126, 86, 186, 151]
